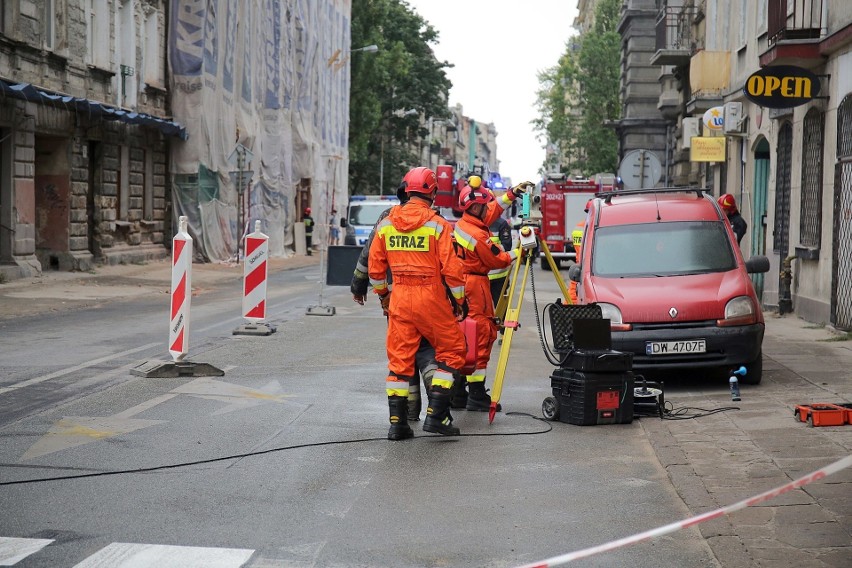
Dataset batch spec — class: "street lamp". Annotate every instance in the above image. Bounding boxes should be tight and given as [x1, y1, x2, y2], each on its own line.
[327, 44, 379, 71]
[380, 108, 418, 195]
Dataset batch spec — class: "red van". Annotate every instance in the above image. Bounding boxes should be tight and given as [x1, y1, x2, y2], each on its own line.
[568, 188, 770, 383]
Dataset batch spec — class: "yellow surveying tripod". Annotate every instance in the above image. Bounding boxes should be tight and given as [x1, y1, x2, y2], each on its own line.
[487, 223, 572, 422]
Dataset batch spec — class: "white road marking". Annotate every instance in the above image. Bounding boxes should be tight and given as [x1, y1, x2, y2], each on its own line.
[113, 394, 180, 419]
[0, 537, 54, 565]
[0, 343, 159, 394]
[71, 542, 255, 568]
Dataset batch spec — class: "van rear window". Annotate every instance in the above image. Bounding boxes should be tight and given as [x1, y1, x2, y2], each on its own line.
[348, 204, 393, 226]
[592, 221, 737, 277]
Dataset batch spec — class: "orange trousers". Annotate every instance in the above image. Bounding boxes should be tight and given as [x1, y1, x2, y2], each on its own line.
[385, 283, 467, 379]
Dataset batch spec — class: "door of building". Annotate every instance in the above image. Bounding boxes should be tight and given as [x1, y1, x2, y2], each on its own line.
[751, 137, 770, 301]
[0, 128, 11, 264]
[773, 122, 793, 307]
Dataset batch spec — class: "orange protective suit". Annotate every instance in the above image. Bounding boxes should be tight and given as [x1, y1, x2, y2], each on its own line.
[368, 199, 467, 398]
[453, 194, 519, 386]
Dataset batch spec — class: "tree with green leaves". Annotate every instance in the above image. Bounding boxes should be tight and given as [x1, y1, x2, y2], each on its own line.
[349, 0, 452, 195]
[534, 0, 621, 177]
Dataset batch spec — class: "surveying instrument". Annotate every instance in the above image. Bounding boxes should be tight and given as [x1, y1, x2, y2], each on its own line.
[486, 194, 573, 422]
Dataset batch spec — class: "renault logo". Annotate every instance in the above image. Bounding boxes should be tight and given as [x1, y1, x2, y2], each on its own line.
[669, 307, 678, 319]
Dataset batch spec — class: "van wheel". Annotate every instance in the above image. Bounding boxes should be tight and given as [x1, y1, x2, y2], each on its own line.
[540, 256, 552, 271]
[741, 353, 763, 385]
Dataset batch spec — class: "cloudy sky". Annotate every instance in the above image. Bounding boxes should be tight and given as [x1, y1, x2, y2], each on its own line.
[403, 0, 580, 183]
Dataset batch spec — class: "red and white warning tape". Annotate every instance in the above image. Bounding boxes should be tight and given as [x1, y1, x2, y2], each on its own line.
[515, 453, 852, 568]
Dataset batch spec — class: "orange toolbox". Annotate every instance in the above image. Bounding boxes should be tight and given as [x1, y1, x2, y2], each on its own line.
[793, 403, 850, 427]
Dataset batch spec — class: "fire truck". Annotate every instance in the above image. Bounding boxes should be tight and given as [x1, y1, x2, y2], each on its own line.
[535, 173, 600, 269]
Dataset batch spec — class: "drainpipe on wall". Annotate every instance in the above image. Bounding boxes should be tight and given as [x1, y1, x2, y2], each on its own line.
[778, 255, 796, 315]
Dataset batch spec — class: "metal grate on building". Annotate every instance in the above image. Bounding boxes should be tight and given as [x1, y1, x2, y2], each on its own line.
[831, 95, 852, 330]
[800, 108, 824, 248]
[774, 122, 793, 256]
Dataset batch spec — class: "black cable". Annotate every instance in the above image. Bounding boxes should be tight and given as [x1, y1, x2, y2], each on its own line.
[0, 413, 552, 487]
[660, 401, 741, 420]
[528, 261, 566, 366]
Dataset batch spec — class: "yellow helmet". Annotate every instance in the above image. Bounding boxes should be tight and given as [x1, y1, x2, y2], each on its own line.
[468, 175, 482, 189]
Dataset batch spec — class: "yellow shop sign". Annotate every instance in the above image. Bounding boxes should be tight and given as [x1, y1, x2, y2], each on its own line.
[690, 137, 726, 162]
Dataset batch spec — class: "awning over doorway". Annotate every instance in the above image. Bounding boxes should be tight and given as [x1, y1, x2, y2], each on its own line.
[0, 78, 188, 140]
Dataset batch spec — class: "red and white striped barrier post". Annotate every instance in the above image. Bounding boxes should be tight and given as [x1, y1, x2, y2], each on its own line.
[234, 220, 276, 335]
[169, 216, 193, 361]
[129, 216, 223, 378]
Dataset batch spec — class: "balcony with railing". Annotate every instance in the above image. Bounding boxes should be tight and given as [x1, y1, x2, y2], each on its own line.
[650, 5, 699, 66]
[761, 0, 825, 67]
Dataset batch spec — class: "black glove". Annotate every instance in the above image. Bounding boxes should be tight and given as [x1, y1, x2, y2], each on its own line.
[379, 291, 391, 315]
[511, 181, 534, 198]
[454, 299, 469, 322]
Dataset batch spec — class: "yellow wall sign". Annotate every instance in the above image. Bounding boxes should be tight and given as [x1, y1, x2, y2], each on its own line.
[690, 137, 726, 162]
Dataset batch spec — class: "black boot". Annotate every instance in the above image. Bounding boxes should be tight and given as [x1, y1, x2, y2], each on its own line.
[423, 387, 460, 436]
[407, 377, 421, 422]
[388, 396, 414, 440]
[450, 375, 468, 409]
[467, 381, 501, 412]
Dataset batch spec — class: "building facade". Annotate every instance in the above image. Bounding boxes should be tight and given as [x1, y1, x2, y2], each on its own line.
[647, 0, 852, 329]
[0, 0, 183, 281]
[420, 103, 499, 179]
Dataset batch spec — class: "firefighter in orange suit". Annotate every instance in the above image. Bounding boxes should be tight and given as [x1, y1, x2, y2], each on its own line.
[452, 177, 532, 410]
[369, 167, 470, 439]
[568, 200, 592, 304]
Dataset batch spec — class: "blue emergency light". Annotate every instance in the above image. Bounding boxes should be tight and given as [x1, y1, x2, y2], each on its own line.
[349, 195, 398, 201]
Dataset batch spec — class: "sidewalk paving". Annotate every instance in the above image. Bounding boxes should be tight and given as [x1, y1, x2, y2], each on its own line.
[1, 259, 850, 566]
[0, 253, 320, 321]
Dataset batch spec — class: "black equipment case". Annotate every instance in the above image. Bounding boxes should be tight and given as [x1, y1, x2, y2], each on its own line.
[550, 366, 635, 426]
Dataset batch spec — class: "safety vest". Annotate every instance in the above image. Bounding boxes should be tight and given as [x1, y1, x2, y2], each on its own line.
[571, 221, 584, 257]
[487, 234, 510, 280]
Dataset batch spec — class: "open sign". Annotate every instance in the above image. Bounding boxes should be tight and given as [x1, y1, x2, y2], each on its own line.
[743, 65, 820, 109]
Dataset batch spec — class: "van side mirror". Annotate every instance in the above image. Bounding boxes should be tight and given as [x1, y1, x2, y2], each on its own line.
[339, 218, 347, 228]
[568, 264, 581, 282]
[745, 255, 770, 274]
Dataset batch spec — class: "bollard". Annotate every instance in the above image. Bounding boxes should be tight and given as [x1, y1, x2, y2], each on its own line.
[234, 220, 276, 336]
[169, 216, 193, 361]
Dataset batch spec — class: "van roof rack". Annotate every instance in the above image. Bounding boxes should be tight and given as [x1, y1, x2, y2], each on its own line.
[596, 187, 706, 204]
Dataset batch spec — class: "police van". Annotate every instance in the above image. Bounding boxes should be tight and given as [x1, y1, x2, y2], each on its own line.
[343, 195, 400, 246]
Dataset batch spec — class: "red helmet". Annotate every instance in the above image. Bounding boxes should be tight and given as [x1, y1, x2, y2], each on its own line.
[458, 184, 493, 212]
[402, 167, 438, 195]
[717, 194, 737, 214]
[304, 207, 311, 215]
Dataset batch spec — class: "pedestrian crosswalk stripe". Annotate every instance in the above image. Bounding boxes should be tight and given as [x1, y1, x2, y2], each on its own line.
[71, 543, 255, 568]
[0, 538, 255, 567]
[0, 537, 54, 565]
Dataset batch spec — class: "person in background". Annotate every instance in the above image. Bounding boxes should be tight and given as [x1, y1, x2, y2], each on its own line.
[303, 207, 314, 256]
[329, 209, 340, 246]
[569, 200, 592, 305]
[718, 193, 747, 245]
